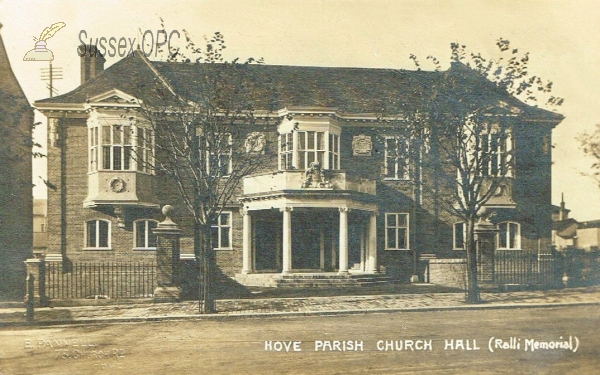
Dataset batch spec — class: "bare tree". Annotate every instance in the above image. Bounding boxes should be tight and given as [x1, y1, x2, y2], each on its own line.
[386, 39, 562, 303]
[131, 30, 274, 313]
[579, 124, 600, 186]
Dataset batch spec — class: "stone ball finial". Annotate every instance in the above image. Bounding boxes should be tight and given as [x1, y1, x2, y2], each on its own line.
[162, 204, 174, 217]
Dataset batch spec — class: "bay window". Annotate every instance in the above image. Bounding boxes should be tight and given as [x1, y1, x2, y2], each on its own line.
[278, 128, 340, 170]
[88, 124, 153, 173]
[481, 132, 512, 177]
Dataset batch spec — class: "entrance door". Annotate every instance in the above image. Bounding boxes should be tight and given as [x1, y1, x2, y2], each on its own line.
[348, 223, 363, 270]
[254, 218, 280, 271]
[292, 219, 321, 270]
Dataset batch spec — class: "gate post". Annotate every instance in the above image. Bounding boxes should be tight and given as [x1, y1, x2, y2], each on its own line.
[474, 212, 498, 284]
[23, 254, 47, 307]
[153, 205, 182, 302]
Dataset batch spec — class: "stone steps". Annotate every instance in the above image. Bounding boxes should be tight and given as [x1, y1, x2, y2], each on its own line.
[235, 273, 393, 288]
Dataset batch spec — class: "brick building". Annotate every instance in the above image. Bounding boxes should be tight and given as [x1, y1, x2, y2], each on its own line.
[0, 24, 34, 299]
[35, 49, 563, 290]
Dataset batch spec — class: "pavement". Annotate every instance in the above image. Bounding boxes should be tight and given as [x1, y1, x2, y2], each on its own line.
[1, 285, 600, 326]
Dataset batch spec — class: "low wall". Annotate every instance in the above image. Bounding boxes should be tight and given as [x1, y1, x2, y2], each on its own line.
[422, 258, 466, 290]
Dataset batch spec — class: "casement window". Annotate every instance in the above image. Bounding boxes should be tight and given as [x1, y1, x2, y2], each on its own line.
[481, 132, 512, 177]
[85, 219, 110, 249]
[384, 137, 410, 180]
[206, 133, 233, 177]
[134, 220, 158, 250]
[280, 132, 294, 170]
[211, 212, 232, 250]
[453, 222, 466, 250]
[136, 127, 154, 173]
[102, 124, 133, 171]
[89, 124, 153, 173]
[385, 213, 409, 250]
[278, 129, 340, 170]
[497, 221, 520, 250]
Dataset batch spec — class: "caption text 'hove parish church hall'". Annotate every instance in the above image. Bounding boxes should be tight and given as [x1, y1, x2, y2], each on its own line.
[34, 46, 563, 292]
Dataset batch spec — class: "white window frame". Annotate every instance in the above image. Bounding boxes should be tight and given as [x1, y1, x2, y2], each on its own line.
[278, 125, 341, 171]
[88, 124, 154, 174]
[384, 136, 410, 180]
[206, 133, 233, 177]
[212, 212, 233, 250]
[84, 219, 111, 250]
[133, 219, 158, 250]
[100, 124, 134, 171]
[497, 221, 521, 250]
[453, 222, 466, 250]
[136, 126, 154, 174]
[385, 213, 410, 250]
[481, 132, 513, 178]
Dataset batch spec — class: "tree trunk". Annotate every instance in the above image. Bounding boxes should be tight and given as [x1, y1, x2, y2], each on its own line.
[465, 218, 481, 303]
[200, 225, 215, 313]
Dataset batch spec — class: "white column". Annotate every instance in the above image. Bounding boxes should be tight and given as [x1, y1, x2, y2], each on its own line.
[241, 209, 252, 274]
[338, 207, 349, 274]
[281, 207, 293, 274]
[367, 211, 378, 273]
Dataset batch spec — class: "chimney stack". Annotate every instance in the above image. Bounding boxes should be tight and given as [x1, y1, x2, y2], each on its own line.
[78, 44, 106, 85]
[559, 193, 568, 221]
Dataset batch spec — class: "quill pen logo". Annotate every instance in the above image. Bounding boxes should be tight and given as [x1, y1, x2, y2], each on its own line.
[23, 22, 66, 61]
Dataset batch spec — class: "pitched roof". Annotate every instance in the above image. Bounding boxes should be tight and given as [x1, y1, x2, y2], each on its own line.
[0, 27, 29, 109]
[552, 218, 578, 232]
[578, 220, 600, 229]
[35, 50, 563, 122]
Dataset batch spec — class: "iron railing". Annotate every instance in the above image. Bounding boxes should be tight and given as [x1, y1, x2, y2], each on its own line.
[494, 250, 555, 286]
[45, 261, 157, 299]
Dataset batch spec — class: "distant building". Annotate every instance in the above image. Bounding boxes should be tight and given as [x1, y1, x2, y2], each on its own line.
[33, 199, 47, 254]
[576, 220, 600, 251]
[552, 196, 600, 251]
[0, 24, 34, 299]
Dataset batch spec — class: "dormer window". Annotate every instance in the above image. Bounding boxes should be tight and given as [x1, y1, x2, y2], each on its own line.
[278, 124, 341, 171]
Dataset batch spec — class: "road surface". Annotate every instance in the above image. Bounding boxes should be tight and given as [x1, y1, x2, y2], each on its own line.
[0, 305, 598, 374]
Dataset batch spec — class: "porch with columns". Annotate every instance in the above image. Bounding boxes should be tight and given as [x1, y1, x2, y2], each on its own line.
[240, 204, 378, 277]
[236, 170, 381, 287]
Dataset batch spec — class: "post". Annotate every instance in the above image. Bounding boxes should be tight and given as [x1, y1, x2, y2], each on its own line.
[26, 273, 35, 322]
[24, 255, 47, 307]
[153, 205, 182, 302]
[338, 207, 349, 274]
[474, 216, 498, 284]
[367, 211, 378, 273]
[242, 209, 252, 274]
[281, 207, 293, 274]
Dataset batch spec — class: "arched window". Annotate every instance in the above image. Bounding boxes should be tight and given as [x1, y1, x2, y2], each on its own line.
[85, 219, 111, 249]
[497, 222, 520, 250]
[134, 219, 158, 249]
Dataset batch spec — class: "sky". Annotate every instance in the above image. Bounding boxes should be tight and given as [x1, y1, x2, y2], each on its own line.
[1, 0, 600, 220]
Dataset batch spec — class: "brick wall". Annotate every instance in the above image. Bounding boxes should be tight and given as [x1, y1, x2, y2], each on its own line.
[44, 115, 554, 284]
[422, 258, 467, 289]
